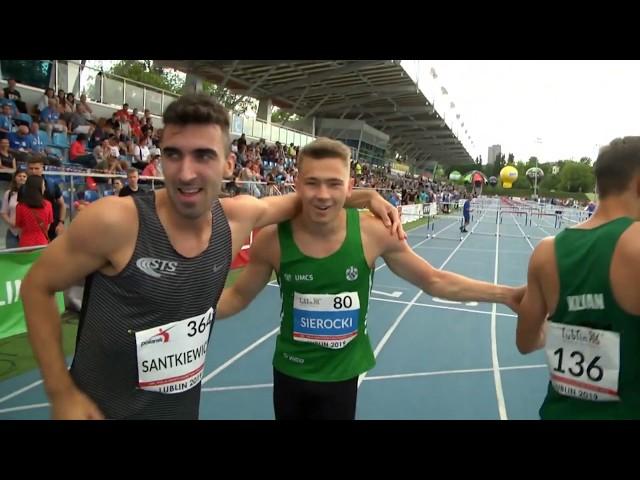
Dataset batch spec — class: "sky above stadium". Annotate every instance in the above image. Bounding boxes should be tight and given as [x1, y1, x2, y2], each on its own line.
[406, 60, 640, 164]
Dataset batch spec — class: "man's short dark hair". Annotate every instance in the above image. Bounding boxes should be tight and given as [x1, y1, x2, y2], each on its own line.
[163, 94, 231, 155]
[27, 155, 45, 167]
[594, 136, 640, 198]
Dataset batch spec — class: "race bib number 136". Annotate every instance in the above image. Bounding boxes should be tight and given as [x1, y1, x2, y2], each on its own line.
[545, 322, 620, 402]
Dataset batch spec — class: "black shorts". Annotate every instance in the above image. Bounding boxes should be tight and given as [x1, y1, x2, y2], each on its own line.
[273, 368, 358, 420]
[463, 212, 470, 222]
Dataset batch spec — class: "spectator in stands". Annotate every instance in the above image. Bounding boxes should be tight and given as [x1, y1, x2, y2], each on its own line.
[0, 138, 16, 178]
[236, 143, 247, 167]
[57, 89, 66, 105]
[25, 156, 65, 241]
[0, 104, 15, 138]
[239, 159, 258, 196]
[0, 90, 18, 117]
[152, 127, 161, 147]
[96, 153, 126, 175]
[141, 152, 161, 178]
[9, 125, 34, 164]
[131, 137, 151, 170]
[105, 112, 120, 132]
[116, 103, 131, 122]
[66, 93, 76, 111]
[3, 79, 27, 113]
[231, 139, 238, 153]
[355, 160, 362, 177]
[389, 190, 400, 207]
[141, 116, 154, 137]
[40, 98, 68, 137]
[132, 108, 140, 120]
[130, 113, 142, 140]
[118, 168, 145, 197]
[70, 134, 97, 169]
[105, 135, 121, 158]
[15, 174, 53, 247]
[73, 190, 92, 213]
[112, 177, 124, 196]
[37, 88, 55, 113]
[237, 133, 247, 149]
[1, 169, 27, 248]
[88, 118, 108, 149]
[69, 104, 93, 135]
[246, 144, 259, 164]
[8, 122, 31, 145]
[78, 94, 93, 120]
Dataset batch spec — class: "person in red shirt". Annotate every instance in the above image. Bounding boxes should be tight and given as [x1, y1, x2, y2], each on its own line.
[15, 175, 53, 247]
[141, 153, 160, 178]
[69, 133, 97, 169]
[115, 103, 131, 122]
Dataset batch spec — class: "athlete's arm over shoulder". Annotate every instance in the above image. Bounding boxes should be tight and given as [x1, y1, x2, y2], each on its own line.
[516, 237, 553, 354]
[221, 189, 405, 241]
[222, 193, 300, 232]
[216, 225, 279, 319]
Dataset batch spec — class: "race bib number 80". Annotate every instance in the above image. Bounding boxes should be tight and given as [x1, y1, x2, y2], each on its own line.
[545, 322, 620, 402]
[135, 307, 214, 394]
[292, 292, 360, 350]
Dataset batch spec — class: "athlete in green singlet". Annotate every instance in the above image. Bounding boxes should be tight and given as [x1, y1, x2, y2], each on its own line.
[517, 136, 640, 419]
[217, 137, 525, 420]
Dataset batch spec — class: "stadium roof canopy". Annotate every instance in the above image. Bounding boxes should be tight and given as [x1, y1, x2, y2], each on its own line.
[156, 60, 473, 168]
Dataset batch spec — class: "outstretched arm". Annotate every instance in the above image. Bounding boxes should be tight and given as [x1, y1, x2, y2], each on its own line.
[371, 219, 524, 312]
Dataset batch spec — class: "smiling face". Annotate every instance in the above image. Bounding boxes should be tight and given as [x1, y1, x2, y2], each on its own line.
[160, 123, 234, 220]
[294, 138, 353, 226]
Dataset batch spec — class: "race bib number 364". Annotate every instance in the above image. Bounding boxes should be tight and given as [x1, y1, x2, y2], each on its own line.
[545, 322, 620, 402]
[135, 307, 214, 394]
[292, 292, 360, 350]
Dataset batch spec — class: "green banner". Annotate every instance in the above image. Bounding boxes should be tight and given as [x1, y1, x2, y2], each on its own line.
[0, 249, 65, 340]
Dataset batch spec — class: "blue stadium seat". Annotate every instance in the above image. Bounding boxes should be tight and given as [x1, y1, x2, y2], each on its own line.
[16, 113, 32, 127]
[84, 190, 99, 202]
[52, 132, 69, 147]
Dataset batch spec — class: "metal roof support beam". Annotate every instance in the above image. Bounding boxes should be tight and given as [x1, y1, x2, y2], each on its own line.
[221, 60, 239, 88]
[303, 94, 331, 119]
[237, 65, 278, 101]
[288, 83, 417, 100]
[267, 60, 386, 97]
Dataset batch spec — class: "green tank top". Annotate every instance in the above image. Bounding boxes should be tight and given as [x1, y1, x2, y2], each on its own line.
[540, 216, 640, 419]
[273, 208, 375, 382]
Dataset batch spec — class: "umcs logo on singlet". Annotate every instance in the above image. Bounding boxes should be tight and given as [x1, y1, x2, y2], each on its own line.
[136, 258, 178, 279]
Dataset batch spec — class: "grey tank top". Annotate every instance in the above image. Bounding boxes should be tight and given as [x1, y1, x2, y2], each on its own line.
[69, 192, 231, 419]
